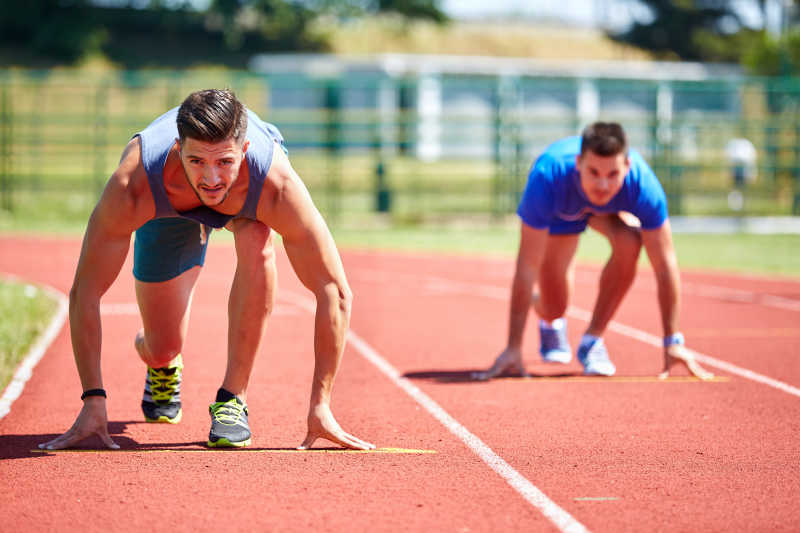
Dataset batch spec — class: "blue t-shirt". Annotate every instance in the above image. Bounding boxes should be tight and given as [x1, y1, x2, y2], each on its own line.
[517, 136, 668, 233]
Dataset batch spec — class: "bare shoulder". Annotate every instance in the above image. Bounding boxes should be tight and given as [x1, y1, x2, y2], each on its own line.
[95, 137, 155, 234]
[256, 142, 319, 237]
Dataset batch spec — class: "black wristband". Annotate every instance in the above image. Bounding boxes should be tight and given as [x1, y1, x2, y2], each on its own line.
[81, 388, 107, 400]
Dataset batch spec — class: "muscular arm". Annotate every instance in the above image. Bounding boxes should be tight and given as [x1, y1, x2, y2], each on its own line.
[71, 138, 152, 389]
[642, 220, 713, 380]
[474, 222, 548, 380]
[261, 146, 372, 449]
[40, 138, 152, 450]
[507, 223, 549, 349]
[641, 219, 680, 337]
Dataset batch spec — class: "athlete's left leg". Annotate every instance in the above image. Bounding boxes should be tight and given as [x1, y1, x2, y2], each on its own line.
[219, 218, 277, 401]
[585, 213, 642, 336]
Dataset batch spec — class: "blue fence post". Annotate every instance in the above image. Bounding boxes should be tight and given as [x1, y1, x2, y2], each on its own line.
[324, 79, 341, 221]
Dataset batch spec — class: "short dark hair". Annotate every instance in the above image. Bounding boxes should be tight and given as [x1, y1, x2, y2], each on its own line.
[580, 122, 628, 157]
[176, 89, 248, 144]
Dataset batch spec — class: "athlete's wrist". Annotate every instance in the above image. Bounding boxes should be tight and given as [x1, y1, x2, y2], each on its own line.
[81, 388, 107, 401]
[663, 332, 684, 348]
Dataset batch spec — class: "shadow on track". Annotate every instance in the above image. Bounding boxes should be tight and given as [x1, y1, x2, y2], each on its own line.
[402, 369, 582, 383]
[0, 421, 147, 460]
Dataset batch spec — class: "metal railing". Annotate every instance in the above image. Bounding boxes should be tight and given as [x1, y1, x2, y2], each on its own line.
[1, 68, 799, 227]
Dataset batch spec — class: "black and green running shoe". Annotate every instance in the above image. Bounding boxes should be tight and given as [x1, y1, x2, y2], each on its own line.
[207, 388, 251, 448]
[141, 354, 183, 424]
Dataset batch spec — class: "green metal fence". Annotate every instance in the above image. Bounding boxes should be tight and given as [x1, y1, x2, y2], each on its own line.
[0, 68, 799, 228]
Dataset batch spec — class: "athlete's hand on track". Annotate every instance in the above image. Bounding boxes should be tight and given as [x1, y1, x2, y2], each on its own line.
[38, 398, 120, 450]
[472, 347, 529, 381]
[659, 344, 714, 381]
[298, 402, 375, 451]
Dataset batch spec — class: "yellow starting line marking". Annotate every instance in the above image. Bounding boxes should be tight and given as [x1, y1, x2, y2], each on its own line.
[502, 376, 730, 383]
[31, 447, 436, 455]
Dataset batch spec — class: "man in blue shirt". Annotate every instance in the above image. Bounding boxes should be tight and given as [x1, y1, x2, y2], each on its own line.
[476, 122, 713, 380]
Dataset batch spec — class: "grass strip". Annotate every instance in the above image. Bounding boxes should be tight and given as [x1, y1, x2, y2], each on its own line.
[0, 280, 60, 393]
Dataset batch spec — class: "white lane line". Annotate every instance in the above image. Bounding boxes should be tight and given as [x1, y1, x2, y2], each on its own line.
[682, 282, 800, 312]
[281, 290, 589, 533]
[351, 267, 800, 313]
[424, 277, 800, 400]
[0, 277, 69, 421]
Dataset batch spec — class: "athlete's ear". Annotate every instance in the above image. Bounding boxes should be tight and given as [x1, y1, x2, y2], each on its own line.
[575, 154, 581, 168]
[241, 140, 250, 154]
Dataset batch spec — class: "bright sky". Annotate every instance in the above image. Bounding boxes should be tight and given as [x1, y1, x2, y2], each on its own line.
[108, 0, 774, 33]
[442, 0, 768, 32]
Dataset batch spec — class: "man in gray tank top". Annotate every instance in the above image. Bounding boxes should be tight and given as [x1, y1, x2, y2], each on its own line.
[39, 89, 374, 451]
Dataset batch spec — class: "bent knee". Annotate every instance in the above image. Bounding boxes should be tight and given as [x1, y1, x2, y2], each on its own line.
[142, 335, 183, 367]
[233, 220, 275, 262]
[611, 227, 642, 257]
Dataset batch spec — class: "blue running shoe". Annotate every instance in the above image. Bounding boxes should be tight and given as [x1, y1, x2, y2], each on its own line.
[539, 319, 571, 364]
[577, 337, 616, 376]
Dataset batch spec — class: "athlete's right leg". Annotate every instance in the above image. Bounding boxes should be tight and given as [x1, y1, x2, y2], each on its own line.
[534, 233, 580, 320]
[533, 232, 580, 363]
[134, 266, 201, 368]
[132, 218, 210, 422]
[573, 213, 642, 376]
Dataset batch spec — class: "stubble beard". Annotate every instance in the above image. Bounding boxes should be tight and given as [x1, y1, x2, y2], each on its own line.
[180, 160, 230, 207]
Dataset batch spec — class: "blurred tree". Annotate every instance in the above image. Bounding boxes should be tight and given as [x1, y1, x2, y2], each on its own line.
[0, 0, 445, 67]
[742, 28, 800, 76]
[374, 0, 447, 22]
[610, 0, 800, 75]
[297, 0, 447, 22]
[0, 0, 106, 62]
[611, 1, 746, 61]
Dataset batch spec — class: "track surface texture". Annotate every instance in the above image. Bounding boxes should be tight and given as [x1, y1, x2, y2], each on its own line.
[1, 235, 799, 532]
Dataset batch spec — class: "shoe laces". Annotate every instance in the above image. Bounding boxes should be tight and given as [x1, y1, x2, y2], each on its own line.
[210, 399, 247, 425]
[147, 366, 181, 403]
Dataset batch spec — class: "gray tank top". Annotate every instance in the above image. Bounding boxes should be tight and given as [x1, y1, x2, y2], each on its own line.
[135, 107, 284, 228]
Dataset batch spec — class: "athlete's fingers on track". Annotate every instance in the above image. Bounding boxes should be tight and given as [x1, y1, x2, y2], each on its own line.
[39, 428, 84, 450]
[99, 431, 121, 450]
[686, 358, 715, 381]
[472, 352, 514, 381]
[334, 432, 376, 450]
[297, 430, 375, 451]
[297, 432, 318, 450]
[659, 347, 714, 381]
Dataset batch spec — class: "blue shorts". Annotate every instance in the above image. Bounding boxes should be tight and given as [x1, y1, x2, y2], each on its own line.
[548, 216, 590, 235]
[133, 218, 210, 282]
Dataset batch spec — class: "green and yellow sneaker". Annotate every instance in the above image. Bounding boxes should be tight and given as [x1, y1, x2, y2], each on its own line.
[141, 354, 183, 424]
[207, 388, 251, 448]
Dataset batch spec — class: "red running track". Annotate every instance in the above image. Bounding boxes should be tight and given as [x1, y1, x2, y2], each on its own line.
[1, 235, 799, 532]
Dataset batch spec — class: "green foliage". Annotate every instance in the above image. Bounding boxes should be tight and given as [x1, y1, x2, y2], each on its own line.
[742, 29, 800, 76]
[298, 0, 446, 22]
[0, 0, 105, 62]
[375, 0, 446, 22]
[0, 0, 445, 68]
